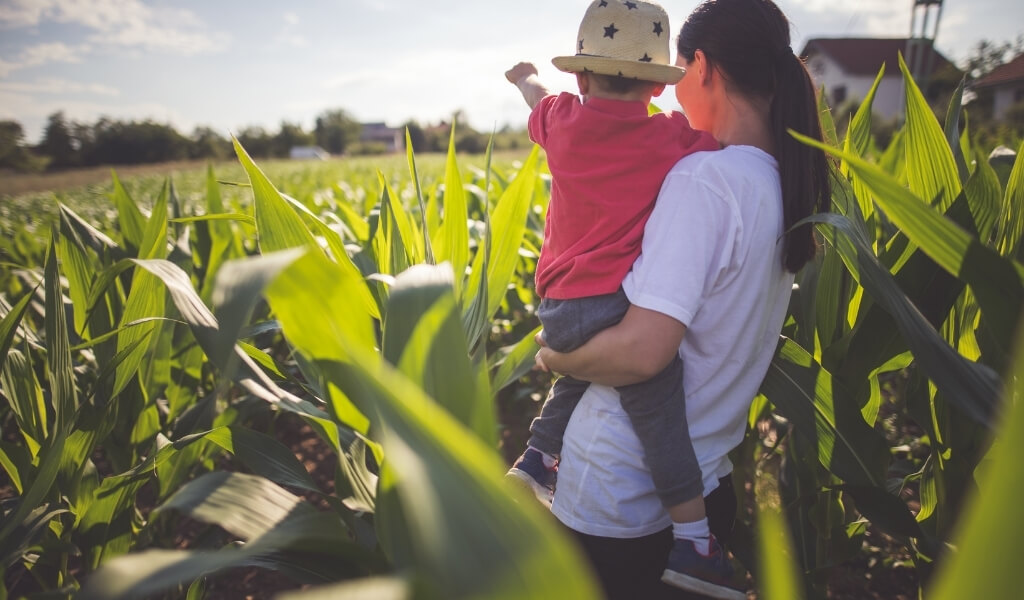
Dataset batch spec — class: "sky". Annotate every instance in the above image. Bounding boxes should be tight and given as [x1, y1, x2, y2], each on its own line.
[1, 0, 1022, 144]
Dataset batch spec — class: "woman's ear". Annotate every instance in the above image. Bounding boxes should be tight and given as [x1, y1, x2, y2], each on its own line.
[693, 49, 711, 85]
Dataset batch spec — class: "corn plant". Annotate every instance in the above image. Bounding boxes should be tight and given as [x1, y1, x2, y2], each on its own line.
[747, 53, 1023, 596]
[0, 125, 597, 599]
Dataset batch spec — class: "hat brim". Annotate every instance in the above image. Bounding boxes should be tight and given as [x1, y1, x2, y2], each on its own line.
[552, 55, 683, 84]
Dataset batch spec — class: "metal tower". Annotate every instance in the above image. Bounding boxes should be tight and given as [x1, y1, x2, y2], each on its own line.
[906, 0, 944, 90]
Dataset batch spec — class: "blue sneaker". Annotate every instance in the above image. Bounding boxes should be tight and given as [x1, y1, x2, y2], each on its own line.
[505, 448, 556, 508]
[661, 535, 746, 599]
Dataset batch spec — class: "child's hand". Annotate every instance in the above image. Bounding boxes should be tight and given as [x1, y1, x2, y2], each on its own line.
[506, 62, 539, 84]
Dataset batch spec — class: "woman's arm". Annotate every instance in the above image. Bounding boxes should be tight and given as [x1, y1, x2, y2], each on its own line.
[537, 304, 686, 387]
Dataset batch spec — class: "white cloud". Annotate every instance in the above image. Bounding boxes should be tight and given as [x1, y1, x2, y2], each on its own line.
[274, 11, 308, 48]
[0, 78, 119, 96]
[0, 42, 88, 76]
[0, 0, 229, 55]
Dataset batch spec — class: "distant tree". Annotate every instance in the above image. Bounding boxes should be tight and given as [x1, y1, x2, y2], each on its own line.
[85, 119, 190, 165]
[402, 120, 426, 152]
[314, 109, 362, 155]
[272, 121, 315, 158]
[190, 126, 232, 160]
[0, 120, 46, 172]
[37, 111, 78, 168]
[236, 125, 274, 158]
[964, 35, 1024, 80]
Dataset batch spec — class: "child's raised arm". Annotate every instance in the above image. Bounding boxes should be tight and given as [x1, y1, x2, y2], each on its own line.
[505, 62, 550, 110]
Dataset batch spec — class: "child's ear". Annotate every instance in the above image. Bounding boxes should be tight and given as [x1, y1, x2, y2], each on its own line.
[652, 83, 667, 98]
[576, 72, 590, 95]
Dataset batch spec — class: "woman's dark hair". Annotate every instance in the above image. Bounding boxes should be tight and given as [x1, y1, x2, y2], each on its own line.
[678, 0, 830, 273]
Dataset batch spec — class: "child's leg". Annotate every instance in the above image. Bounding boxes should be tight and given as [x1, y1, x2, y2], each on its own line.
[527, 290, 631, 457]
[615, 355, 706, 524]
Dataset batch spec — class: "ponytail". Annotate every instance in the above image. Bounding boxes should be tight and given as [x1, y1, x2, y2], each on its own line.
[679, 0, 831, 273]
[772, 52, 830, 273]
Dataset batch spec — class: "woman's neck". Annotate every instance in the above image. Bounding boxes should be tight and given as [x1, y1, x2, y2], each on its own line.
[710, 94, 775, 156]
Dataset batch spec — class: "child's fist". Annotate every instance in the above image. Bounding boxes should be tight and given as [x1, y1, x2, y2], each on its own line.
[506, 62, 539, 84]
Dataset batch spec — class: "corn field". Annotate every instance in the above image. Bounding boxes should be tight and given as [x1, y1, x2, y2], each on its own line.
[2, 58, 1023, 599]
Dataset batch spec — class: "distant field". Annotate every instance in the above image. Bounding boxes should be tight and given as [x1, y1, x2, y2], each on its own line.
[0, 150, 535, 240]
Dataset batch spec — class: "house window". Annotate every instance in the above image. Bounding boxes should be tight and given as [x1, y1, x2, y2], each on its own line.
[832, 85, 847, 107]
[1015, 87, 1024, 103]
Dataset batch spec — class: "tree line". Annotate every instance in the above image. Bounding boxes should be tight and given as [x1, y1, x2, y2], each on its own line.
[0, 108, 532, 173]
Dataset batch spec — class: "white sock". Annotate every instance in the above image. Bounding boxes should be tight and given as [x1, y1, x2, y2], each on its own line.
[528, 446, 558, 469]
[672, 518, 711, 555]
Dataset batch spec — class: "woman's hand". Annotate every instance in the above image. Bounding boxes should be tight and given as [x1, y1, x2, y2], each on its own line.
[534, 330, 551, 373]
[534, 305, 686, 387]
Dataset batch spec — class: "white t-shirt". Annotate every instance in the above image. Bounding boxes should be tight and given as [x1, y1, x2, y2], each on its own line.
[551, 145, 795, 538]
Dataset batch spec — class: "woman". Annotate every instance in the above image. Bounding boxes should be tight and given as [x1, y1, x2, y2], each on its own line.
[535, 0, 831, 598]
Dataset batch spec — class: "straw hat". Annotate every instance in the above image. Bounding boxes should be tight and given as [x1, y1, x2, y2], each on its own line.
[553, 0, 682, 84]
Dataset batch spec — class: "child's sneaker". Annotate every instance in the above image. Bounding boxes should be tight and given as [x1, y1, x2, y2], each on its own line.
[661, 535, 746, 599]
[505, 448, 557, 508]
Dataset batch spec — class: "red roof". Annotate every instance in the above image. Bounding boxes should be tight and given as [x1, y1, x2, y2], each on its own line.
[800, 38, 957, 77]
[973, 53, 1024, 89]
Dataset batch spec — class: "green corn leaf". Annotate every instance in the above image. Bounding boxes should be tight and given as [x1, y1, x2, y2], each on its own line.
[44, 241, 77, 435]
[203, 426, 319, 494]
[806, 212, 1002, 427]
[0, 243, 75, 557]
[0, 288, 34, 375]
[965, 147, 1004, 246]
[315, 356, 600, 600]
[279, 193, 380, 319]
[466, 145, 539, 323]
[111, 169, 146, 251]
[997, 141, 1024, 259]
[1, 349, 45, 457]
[490, 324, 542, 393]
[382, 264, 494, 444]
[756, 505, 803, 600]
[435, 125, 470, 297]
[930, 326, 1024, 600]
[842, 65, 885, 220]
[405, 128, 434, 265]
[942, 77, 971, 184]
[817, 84, 839, 149]
[80, 473, 378, 600]
[761, 338, 889, 487]
[899, 53, 962, 212]
[233, 136, 319, 254]
[57, 208, 100, 337]
[113, 184, 168, 396]
[795, 131, 1024, 368]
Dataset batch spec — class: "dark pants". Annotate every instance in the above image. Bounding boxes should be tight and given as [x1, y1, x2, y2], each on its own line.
[529, 289, 703, 507]
[566, 475, 737, 600]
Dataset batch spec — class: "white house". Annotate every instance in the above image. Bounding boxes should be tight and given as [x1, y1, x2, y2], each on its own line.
[800, 38, 957, 120]
[359, 122, 403, 153]
[289, 145, 329, 160]
[971, 53, 1024, 121]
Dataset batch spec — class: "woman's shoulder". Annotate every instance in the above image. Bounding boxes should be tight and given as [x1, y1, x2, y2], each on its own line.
[669, 145, 778, 190]
[675, 144, 776, 172]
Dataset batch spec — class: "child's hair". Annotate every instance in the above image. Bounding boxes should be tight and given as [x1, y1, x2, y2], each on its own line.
[589, 73, 661, 96]
[678, 0, 830, 273]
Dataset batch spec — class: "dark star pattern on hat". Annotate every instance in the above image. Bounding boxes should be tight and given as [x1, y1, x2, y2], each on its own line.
[579, 38, 585, 52]
[599, 0, 608, 6]
[653, 21, 663, 36]
[625, 1, 638, 10]
[639, 53, 652, 62]
[604, 23, 618, 38]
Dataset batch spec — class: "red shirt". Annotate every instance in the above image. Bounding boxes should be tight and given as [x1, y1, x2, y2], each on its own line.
[529, 92, 718, 299]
